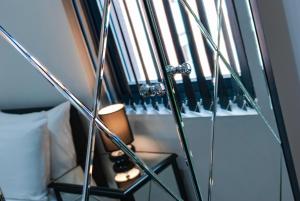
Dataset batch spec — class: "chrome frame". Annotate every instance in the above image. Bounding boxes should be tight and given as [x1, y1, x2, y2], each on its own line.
[144, 0, 203, 200]
[178, 0, 281, 144]
[0, 23, 182, 201]
[0, 188, 5, 201]
[81, 0, 111, 200]
[208, 0, 223, 200]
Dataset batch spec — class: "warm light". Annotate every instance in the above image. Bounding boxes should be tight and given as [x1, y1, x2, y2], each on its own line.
[111, 145, 133, 158]
[114, 167, 141, 183]
[98, 103, 124, 115]
[98, 103, 134, 152]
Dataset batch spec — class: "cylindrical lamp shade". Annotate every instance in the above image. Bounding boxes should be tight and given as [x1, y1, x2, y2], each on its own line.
[98, 104, 134, 152]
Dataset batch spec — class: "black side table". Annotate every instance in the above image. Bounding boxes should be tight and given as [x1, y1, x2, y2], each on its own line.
[48, 152, 187, 201]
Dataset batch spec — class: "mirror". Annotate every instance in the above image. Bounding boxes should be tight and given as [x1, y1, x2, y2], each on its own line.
[71, 0, 296, 200]
[59, 0, 187, 200]
[0, 0, 297, 201]
[158, 0, 295, 200]
[0, 1, 183, 200]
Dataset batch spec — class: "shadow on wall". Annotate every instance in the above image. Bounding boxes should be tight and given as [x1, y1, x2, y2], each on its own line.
[0, 0, 95, 110]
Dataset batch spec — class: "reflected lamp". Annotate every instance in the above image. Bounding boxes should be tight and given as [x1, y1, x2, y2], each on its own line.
[98, 104, 140, 183]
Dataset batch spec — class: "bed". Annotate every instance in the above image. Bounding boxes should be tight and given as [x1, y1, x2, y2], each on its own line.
[0, 102, 106, 201]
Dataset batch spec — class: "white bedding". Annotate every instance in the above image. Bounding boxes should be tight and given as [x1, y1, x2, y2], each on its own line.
[0, 102, 77, 201]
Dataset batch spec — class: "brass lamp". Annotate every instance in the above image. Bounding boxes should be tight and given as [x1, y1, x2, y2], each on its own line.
[98, 104, 140, 183]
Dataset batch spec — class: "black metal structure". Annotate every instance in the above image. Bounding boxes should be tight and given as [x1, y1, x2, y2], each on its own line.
[49, 153, 187, 201]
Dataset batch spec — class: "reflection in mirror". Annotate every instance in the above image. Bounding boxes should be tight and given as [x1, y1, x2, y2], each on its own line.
[63, 1, 186, 200]
[1, 0, 297, 201]
[178, 0, 280, 144]
[175, 0, 295, 200]
[0, 25, 183, 201]
[0, 11, 182, 201]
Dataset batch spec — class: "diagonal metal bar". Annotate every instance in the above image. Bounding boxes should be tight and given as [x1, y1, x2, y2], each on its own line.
[112, 0, 148, 110]
[162, 0, 198, 112]
[143, 0, 185, 113]
[195, 0, 230, 111]
[0, 25, 182, 201]
[208, 1, 223, 200]
[81, 0, 111, 200]
[178, 0, 281, 144]
[178, 2, 212, 111]
[144, 0, 203, 200]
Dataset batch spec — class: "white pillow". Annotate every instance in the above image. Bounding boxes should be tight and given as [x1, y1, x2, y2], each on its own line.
[0, 119, 49, 201]
[0, 102, 77, 179]
[0, 110, 47, 124]
[47, 102, 77, 179]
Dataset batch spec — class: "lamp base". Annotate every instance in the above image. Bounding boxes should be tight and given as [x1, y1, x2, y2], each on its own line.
[110, 144, 136, 173]
[114, 167, 141, 183]
[110, 144, 135, 160]
[109, 144, 140, 183]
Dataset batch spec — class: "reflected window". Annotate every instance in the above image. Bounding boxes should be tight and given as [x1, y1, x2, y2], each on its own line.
[76, 0, 256, 112]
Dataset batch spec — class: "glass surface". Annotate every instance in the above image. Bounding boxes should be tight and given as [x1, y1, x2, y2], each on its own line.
[0, 0, 295, 200]
[51, 152, 180, 199]
[164, 0, 295, 201]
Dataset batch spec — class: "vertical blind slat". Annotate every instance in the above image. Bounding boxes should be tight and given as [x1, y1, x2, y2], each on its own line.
[196, 0, 231, 110]
[80, 0, 257, 112]
[144, 0, 185, 111]
[163, 0, 198, 111]
[227, 0, 256, 99]
[179, 2, 212, 110]
[83, 0, 135, 104]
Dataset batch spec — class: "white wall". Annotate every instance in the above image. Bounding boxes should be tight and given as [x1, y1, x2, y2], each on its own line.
[128, 1, 295, 201]
[0, 0, 95, 110]
[254, 0, 300, 197]
[0, 0, 297, 201]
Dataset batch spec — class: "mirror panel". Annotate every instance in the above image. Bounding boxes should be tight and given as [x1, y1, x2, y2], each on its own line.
[176, 0, 295, 200]
[0, 0, 297, 201]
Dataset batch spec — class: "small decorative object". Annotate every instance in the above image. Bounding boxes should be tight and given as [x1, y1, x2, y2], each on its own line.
[139, 82, 166, 97]
[98, 104, 140, 183]
[0, 188, 5, 201]
[165, 62, 192, 76]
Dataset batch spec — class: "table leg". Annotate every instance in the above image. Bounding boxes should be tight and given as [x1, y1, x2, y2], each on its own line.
[121, 194, 135, 201]
[54, 190, 63, 201]
[172, 161, 188, 200]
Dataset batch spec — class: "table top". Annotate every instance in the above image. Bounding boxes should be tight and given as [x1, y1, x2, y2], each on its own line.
[49, 152, 176, 198]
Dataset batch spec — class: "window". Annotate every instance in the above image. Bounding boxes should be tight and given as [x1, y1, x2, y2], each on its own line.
[74, 0, 255, 112]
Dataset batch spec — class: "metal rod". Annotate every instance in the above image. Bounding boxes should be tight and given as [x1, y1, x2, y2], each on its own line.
[225, 0, 256, 99]
[194, 0, 230, 110]
[178, 2, 212, 111]
[208, 1, 223, 200]
[113, 0, 147, 110]
[143, 0, 185, 112]
[219, 6, 244, 106]
[144, 0, 203, 200]
[0, 25, 182, 201]
[81, 0, 111, 200]
[178, 0, 281, 144]
[136, 0, 161, 82]
[136, 0, 161, 110]
[123, 0, 150, 83]
[162, 0, 197, 111]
